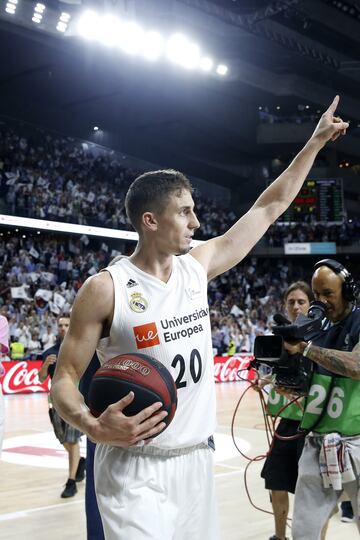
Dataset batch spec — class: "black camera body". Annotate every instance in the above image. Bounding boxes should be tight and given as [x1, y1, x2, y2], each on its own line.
[251, 301, 326, 395]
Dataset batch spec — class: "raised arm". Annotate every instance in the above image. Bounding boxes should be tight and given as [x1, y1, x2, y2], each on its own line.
[191, 96, 348, 280]
[50, 271, 168, 447]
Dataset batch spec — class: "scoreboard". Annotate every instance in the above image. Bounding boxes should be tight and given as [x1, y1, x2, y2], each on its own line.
[279, 178, 344, 223]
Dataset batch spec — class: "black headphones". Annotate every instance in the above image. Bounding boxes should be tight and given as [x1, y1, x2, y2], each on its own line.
[313, 259, 358, 302]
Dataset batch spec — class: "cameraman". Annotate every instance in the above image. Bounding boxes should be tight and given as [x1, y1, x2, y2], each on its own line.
[260, 281, 316, 540]
[284, 260, 360, 540]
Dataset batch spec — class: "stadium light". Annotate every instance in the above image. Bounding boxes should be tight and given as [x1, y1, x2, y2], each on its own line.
[57, 12, 71, 33]
[35, 3, 45, 14]
[56, 21, 67, 32]
[166, 33, 200, 70]
[5, 0, 17, 15]
[118, 22, 144, 55]
[96, 14, 121, 47]
[77, 10, 99, 40]
[60, 12, 70, 23]
[216, 64, 228, 76]
[75, 10, 227, 76]
[32, 2, 45, 24]
[142, 31, 164, 61]
[199, 56, 213, 72]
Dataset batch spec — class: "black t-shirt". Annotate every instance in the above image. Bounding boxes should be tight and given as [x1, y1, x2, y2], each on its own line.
[79, 353, 100, 407]
[312, 307, 360, 377]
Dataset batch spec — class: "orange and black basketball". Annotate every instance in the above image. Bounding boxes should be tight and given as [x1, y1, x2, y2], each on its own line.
[88, 353, 177, 432]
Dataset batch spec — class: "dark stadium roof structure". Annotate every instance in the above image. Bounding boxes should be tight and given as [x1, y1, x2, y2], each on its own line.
[1, 0, 360, 195]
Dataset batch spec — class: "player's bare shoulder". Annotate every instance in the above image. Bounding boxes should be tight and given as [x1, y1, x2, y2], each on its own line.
[74, 271, 114, 323]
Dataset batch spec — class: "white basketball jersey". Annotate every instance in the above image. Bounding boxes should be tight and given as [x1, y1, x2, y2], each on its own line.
[96, 254, 216, 449]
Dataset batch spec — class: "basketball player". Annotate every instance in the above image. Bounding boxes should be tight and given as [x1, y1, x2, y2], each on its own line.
[51, 96, 348, 539]
[283, 260, 360, 539]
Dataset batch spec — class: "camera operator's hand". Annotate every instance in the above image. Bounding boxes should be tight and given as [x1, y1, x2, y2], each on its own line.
[258, 373, 273, 390]
[275, 385, 299, 402]
[252, 372, 274, 393]
[283, 340, 307, 356]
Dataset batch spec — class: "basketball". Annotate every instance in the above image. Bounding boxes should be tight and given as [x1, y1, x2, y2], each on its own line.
[88, 353, 177, 431]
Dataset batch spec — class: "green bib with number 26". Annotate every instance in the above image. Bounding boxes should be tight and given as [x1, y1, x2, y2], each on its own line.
[301, 372, 360, 436]
[267, 389, 304, 421]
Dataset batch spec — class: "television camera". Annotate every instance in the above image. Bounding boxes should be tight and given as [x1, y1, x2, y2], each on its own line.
[251, 301, 326, 395]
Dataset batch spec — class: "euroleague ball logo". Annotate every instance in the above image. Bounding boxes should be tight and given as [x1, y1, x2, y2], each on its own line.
[133, 322, 160, 349]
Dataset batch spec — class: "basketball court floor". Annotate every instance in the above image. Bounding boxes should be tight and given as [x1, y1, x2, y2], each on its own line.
[0, 382, 358, 539]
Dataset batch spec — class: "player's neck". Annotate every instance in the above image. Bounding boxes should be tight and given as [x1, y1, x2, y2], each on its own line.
[129, 246, 173, 283]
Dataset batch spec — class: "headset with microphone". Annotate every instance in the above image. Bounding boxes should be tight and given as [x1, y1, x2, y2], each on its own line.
[313, 259, 358, 302]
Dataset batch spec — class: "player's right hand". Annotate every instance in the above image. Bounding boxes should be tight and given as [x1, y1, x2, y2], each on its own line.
[88, 391, 168, 447]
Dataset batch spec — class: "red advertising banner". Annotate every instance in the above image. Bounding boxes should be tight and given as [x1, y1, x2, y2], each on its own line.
[213, 354, 256, 383]
[0, 361, 50, 395]
[0, 356, 256, 394]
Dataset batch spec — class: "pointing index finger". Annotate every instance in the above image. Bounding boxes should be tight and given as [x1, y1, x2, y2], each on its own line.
[325, 95, 339, 117]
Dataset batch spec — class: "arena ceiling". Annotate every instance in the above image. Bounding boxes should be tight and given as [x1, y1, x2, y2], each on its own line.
[1, 0, 360, 194]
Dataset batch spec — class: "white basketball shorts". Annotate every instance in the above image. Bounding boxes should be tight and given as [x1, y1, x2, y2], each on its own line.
[94, 443, 220, 540]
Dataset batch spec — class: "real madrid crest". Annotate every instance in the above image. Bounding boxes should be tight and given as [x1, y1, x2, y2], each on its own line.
[129, 292, 148, 313]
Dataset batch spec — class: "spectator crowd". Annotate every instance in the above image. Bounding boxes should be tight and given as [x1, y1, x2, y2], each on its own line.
[0, 227, 312, 359]
[2, 121, 359, 244]
[266, 219, 360, 247]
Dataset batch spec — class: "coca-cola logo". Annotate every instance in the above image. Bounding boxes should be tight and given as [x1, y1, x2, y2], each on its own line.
[213, 356, 255, 383]
[0, 361, 50, 394]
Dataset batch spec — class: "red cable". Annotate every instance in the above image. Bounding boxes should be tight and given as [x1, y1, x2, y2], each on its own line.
[231, 369, 304, 521]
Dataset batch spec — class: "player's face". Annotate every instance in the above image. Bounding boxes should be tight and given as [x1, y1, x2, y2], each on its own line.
[58, 317, 70, 339]
[155, 190, 200, 255]
[312, 268, 348, 322]
[285, 289, 310, 322]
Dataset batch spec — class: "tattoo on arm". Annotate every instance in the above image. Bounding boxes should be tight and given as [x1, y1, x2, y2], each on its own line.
[307, 342, 360, 379]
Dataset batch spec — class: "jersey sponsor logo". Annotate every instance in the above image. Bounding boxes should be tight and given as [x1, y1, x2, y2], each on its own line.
[160, 307, 209, 329]
[133, 322, 160, 349]
[164, 324, 204, 342]
[126, 278, 138, 288]
[129, 292, 148, 313]
[186, 287, 202, 300]
[160, 307, 209, 342]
